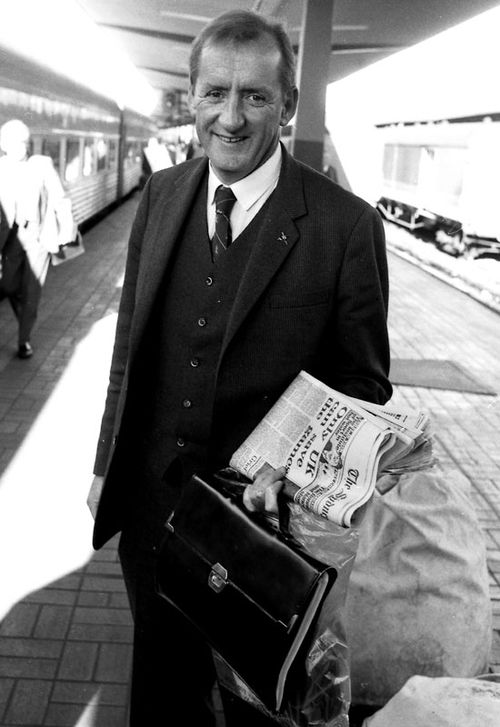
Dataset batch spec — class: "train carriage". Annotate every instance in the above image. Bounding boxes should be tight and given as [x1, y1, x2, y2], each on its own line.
[121, 108, 158, 197]
[0, 45, 157, 227]
[376, 115, 500, 257]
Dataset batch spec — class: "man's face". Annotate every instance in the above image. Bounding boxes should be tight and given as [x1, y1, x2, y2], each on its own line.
[189, 38, 297, 184]
[2, 137, 28, 162]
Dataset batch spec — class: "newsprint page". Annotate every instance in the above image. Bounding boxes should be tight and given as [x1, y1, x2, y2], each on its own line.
[230, 371, 433, 526]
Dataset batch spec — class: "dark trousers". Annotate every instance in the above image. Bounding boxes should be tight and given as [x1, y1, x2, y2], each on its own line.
[0, 229, 49, 345]
[117, 478, 278, 727]
[119, 527, 218, 726]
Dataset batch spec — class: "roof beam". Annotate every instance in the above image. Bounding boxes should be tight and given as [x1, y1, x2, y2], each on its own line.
[330, 43, 403, 54]
[100, 22, 404, 57]
[252, 0, 286, 14]
[138, 66, 188, 79]
[97, 22, 194, 45]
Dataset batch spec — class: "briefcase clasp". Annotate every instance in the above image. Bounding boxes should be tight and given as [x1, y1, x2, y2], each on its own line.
[209, 563, 228, 593]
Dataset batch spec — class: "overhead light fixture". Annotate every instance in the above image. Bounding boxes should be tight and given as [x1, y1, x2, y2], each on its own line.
[159, 11, 212, 22]
[290, 24, 369, 33]
[333, 25, 369, 31]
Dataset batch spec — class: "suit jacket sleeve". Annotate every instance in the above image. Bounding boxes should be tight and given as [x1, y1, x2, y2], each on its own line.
[93, 178, 152, 475]
[319, 202, 391, 404]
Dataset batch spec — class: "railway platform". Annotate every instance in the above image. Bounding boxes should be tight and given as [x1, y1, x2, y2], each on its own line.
[0, 194, 499, 726]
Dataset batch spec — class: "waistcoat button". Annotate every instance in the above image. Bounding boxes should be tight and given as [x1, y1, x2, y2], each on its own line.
[198, 317, 207, 327]
[182, 399, 192, 408]
[206, 276, 213, 286]
[190, 357, 200, 367]
[176, 437, 185, 448]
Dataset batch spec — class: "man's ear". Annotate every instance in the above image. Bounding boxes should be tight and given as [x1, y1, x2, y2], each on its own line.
[187, 84, 196, 113]
[280, 86, 299, 127]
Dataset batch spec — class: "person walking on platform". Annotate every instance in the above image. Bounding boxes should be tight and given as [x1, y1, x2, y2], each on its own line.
[87, 10, 392, 727]
[0, 119, 76, 358]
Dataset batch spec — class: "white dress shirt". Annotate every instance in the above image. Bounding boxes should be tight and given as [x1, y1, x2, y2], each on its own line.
[206, 144, 282, 241]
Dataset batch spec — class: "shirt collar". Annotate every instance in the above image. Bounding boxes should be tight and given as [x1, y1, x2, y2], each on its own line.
[208, 143, 282, 212]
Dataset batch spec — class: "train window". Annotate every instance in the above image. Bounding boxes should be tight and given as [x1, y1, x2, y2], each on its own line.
[30, 136, 41, 155]
[433, 147, 466, 203]
[125, 141, 142, 167]
[65, 138, 81, 183]
[383, 145, 397, 181]
[83, 138, 95, 176]
[42, 137, 61, 174]
[109, 139, 118, 168]
[125, 142, 136, 166]
[96, 138, 108, 171]
[395, 146, 421, 187]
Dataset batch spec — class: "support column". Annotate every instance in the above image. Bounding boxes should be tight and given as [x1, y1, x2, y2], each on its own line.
[291, 0, 335, 172]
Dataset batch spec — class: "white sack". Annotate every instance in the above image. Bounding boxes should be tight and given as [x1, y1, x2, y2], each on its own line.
[363, 675, 500, 727]
[345, 470, 492, 705]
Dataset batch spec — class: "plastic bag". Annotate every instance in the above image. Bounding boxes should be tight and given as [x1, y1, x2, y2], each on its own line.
[215, 501, 360, 726]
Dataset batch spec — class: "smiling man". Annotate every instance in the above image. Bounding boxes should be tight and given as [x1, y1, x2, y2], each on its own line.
[87, 9, 391, 727]
[190, 33, 297, 183]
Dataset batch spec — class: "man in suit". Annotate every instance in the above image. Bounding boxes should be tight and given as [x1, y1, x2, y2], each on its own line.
[88, 9, 392, 726]
[0, 119, 75, 358]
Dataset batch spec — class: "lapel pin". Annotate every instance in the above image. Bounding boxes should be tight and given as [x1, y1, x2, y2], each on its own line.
[278, 232, 288, 245]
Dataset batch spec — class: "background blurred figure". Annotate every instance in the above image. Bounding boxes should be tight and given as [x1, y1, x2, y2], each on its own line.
[0, 119, 76, 358]
[140, 138, 173, 188]
[185, 136, 205, 160]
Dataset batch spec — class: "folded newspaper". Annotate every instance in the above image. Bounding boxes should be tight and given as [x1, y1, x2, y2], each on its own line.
[230, 371, 434, 527]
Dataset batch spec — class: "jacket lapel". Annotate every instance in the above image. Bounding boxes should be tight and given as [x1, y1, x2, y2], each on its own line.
[130, 150, 307, 366]
[130, 158, 208, 357]
[220, 149, 307, 361]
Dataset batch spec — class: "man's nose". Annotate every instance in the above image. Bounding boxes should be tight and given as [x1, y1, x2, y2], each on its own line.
[218, 95, 244, 130]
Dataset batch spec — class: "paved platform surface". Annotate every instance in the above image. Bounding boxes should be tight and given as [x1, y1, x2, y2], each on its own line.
[0, 195, 499, 725]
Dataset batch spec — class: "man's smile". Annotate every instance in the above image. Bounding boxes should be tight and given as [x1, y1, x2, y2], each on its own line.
[215, 134, 247, 144]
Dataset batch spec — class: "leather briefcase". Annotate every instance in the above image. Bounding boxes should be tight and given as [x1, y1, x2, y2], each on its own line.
[155, 471, 337, 714]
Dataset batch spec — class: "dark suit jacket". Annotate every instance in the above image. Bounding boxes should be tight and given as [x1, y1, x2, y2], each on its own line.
[92, 146, 392, 548]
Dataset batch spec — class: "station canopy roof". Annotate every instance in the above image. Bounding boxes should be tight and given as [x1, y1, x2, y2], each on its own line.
[77, 0, 500, 96]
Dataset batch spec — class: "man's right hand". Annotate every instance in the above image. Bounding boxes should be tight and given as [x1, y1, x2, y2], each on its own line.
[87, 475, 104, 520]
[243, 465, 286, 514]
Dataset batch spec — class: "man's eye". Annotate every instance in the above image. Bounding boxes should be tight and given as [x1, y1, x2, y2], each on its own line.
[206, 90, 223, 100]
[247, 94, 266, 105]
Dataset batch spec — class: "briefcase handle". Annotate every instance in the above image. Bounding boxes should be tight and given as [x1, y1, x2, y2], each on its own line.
[212, 467, 296, 545]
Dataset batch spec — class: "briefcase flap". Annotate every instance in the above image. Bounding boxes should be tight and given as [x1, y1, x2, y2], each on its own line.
[155, 473, 336, 711]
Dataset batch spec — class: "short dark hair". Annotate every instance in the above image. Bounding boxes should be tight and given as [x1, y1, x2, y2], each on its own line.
[189, 10, 296, 95]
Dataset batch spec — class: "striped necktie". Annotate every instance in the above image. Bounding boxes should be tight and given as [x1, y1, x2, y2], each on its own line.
[212, 185, 237, 259]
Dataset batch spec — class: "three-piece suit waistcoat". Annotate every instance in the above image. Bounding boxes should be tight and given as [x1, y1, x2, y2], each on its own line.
[127, 175, 272, 485]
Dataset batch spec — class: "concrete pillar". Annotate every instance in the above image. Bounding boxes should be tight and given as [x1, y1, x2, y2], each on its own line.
[291, 0, 335, 172]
